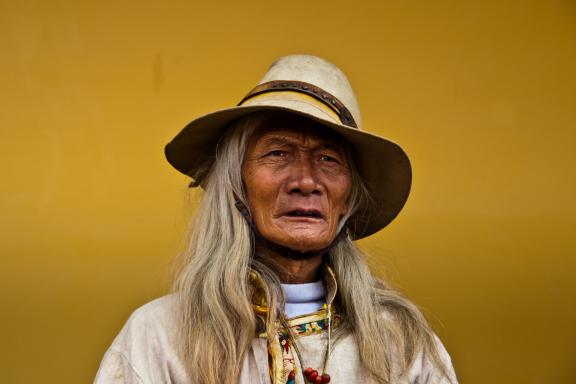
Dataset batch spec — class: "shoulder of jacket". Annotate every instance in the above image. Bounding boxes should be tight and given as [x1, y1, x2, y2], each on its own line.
[113, 294, 178, 345]
[128, 294, 176, 322]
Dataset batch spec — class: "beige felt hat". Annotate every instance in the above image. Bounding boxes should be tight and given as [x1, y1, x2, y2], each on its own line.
[165, 54, 411, 239]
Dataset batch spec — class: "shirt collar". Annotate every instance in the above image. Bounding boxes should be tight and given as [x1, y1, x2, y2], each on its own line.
[249, 264, 338, 316]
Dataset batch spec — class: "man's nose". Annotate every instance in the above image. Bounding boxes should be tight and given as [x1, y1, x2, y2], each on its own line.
[286, 156, 322, 196]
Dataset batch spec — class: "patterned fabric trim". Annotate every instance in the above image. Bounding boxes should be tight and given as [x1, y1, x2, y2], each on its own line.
[288, 310, 341, 337]
[278, 332, 297, 384]
[258, 309, 341, 339]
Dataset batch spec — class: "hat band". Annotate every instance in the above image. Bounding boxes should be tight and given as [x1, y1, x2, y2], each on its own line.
[237, 80, 358, 128]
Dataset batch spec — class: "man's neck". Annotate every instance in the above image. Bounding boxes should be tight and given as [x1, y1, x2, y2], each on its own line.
[255, 243, 323, 283]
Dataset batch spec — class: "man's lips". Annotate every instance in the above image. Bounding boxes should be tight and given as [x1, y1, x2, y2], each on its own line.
[277, 209, 325, 219]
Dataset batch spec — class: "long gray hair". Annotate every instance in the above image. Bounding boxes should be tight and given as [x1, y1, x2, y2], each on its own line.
[172, 112, 452, 383]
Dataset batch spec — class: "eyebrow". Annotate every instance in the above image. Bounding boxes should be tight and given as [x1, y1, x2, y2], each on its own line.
[258, 135, 345, 152]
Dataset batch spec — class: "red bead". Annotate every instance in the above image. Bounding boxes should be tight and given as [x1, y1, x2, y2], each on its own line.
[321, 373, 331, 383]
[309, 370, 318, 381]
[288, 370, 295, 379]
[303, 367, 313, 377]
[315, 376, 323, 384]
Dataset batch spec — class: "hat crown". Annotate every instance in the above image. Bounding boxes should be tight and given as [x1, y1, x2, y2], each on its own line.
[258, 55, 362, 128]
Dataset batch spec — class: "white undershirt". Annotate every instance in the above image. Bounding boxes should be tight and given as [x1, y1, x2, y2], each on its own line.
[281, 280, 326, 318]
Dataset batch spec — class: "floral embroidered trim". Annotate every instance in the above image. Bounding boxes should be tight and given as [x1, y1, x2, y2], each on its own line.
[292, 316, 341, 337]
[258, 310, 341, 339]
[279, 332, 297, 384]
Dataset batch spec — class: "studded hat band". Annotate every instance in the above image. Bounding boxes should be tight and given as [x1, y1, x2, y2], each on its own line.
[237, 80, 358, 128]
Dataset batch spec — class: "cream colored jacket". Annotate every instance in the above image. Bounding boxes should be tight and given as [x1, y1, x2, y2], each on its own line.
[94, 295, 457, 384]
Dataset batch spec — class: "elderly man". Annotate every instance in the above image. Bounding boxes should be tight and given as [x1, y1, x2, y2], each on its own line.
[95, 55, 458, 384]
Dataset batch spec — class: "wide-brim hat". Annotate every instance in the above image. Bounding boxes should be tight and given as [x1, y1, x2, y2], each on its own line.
[165, 55, 411, 239]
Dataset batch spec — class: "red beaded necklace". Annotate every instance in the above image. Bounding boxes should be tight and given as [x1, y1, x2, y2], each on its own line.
[302, 367, 331, 384]
[281, 303, 333, 384]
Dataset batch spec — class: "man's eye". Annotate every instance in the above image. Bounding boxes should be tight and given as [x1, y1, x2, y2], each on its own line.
[320, 154, 338, 163]
[267, 150, 286, 157]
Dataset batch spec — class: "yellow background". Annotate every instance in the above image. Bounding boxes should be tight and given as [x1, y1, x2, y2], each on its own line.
[1, 0, 575, 383]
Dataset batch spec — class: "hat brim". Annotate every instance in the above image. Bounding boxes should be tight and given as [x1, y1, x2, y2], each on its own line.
[165, 104, 411, 239]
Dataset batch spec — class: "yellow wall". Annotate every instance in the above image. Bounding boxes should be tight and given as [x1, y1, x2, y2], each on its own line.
[1, 0, 575, 383]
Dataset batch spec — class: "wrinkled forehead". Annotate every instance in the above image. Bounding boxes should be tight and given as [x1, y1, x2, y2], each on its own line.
[247, 112, 351, 153]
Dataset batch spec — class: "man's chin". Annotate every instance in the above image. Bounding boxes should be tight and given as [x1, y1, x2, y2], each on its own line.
[271, 233, 333, 253]
[260, 222, 338, 252]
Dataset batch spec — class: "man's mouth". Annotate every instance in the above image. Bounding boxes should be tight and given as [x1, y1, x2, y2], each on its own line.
[284, 209, 324, 219]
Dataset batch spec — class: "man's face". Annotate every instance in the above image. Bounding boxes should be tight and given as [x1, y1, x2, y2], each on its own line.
[241, 116, 352, 253]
